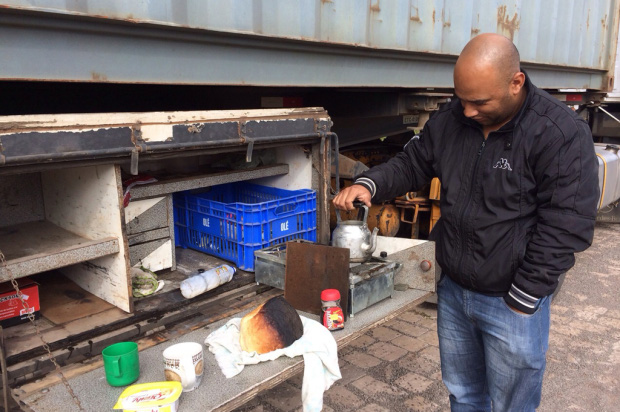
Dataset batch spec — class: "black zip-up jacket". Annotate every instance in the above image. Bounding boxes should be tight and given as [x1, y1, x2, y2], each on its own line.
[355, 73, 599, 313]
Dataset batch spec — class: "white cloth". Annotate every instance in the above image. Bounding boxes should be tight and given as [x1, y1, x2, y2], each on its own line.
[204, 315, 341, 412]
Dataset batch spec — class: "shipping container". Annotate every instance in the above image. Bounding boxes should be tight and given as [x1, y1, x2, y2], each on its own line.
[0, 0, 618, 90]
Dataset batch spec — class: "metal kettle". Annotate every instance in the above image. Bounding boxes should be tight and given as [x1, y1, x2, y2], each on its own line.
[332, 202, 379, 262]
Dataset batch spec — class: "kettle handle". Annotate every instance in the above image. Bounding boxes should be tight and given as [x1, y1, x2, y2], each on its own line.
[335, 201, 367, 222]
[352, 201, 369, 223]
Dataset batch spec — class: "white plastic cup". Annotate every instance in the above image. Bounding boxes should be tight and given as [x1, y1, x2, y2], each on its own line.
[163, 342, 204, 392]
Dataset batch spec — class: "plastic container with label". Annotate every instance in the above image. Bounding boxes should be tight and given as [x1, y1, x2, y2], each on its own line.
[113, 381, 183, 412]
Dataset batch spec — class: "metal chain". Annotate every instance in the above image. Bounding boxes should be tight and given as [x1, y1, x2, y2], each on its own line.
[0, 250, 84, 411]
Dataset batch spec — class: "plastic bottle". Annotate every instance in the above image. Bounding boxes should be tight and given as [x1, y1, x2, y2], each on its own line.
[180, 265, 236, 299]
[321, 289, 345, 331]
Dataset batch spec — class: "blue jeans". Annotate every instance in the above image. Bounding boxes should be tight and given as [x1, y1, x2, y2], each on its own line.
[436, 274, 550, 412]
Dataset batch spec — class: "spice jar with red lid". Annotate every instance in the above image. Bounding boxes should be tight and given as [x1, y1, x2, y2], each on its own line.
[321, 289, 345, 331]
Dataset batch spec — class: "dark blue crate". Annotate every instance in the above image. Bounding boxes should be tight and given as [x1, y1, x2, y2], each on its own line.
[173, 182, 317, 271]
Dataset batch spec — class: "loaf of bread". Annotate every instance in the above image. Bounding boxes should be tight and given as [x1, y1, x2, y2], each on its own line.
[239, 296, 304, 354]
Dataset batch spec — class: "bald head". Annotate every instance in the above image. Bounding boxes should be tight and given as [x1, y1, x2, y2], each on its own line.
[456, 33, 521, 83]
[453, 33, 526, 132]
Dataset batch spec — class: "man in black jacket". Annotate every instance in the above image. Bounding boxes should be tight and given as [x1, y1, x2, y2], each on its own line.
[333, 33, 599, 411]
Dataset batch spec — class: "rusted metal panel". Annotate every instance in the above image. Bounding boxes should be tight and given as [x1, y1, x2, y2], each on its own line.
[0, 0, 618, 90]
[0, 108, 331, 169]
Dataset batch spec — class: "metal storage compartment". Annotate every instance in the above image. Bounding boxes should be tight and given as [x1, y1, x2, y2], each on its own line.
[595, 143, 620, 209]
[0, 107, 335, 391]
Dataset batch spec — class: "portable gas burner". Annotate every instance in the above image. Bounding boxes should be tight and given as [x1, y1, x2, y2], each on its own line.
[348, 257, 400, 317]
[254, 242, 399, 317]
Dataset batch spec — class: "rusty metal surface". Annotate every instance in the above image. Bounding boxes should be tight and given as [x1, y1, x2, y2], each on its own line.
[0, 108, 330, 169]
[1, 0, 616, 70]
[0, 1, 618, 90]
[284, 241, 349, 318]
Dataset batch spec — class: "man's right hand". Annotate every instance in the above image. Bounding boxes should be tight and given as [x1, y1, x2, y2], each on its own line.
[332, 184, 372, 211]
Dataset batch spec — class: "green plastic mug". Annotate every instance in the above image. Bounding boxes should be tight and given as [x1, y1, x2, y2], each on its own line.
[102, 341, 140, 386]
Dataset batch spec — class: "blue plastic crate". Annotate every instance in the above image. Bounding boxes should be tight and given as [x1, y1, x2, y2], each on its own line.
[173, 182, 317, 271]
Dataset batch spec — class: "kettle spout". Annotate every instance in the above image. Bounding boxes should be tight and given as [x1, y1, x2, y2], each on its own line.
[361, 227, 380, 253]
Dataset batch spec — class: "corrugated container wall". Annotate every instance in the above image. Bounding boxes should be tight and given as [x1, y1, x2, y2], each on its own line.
[1, 0, 619, 90]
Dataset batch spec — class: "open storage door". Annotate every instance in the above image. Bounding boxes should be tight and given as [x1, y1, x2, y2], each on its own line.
[0, 108, 333, 389]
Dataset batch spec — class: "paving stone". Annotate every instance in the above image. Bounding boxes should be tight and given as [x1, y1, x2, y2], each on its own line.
[338, 345, 357, 356]
[357, 404, 391, 412]
[599, 316, 620, 329]
[367, 326, 402, 341]
[344, 351, 383, 368]
[391, 335, 427, 353]
[286, 371, 304, 389]
[381, 362, 402, 381]
[567, 338, 608, 356]
[385, 319, 429, 337]
[551, 323, 582, 337]
[233, 397, 264, 412]
[367, 341, 408, 362]
[416, 318, 438, 330]
[347, 334, 377, 349]
[608, 341, 620, 363]
[418, 330, 439, 346]
[395, 372, 433, 393]
[568, 319, 608, 334]
[564, 291, 588, 302]
[382, 317, 402, 328]
[573, 305, 608, 321]
[550, 313, 571, 324]
[606, 309, 620, 319]
[263, 382, 302, 412]
[425, 380, 450, 402]
[398, 311, 425, 324]
[351, 375, 407, 397]
[419, 345, 441, 362]
[323, 386, 365, 410]
[335, 361, 367, 386]
[412, 303, 438, 318]
[551, 305, 570, 314]
[430, 370, 443, 381]
[403, 395, 442, 412]
[398, 353, 441, 378]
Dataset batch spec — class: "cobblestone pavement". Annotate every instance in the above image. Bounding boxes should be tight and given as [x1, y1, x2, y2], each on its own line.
[235, 222, 620, 412]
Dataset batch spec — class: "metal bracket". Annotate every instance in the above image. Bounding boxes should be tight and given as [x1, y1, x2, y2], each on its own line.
[240, 121, 255, 163]
[245, 138, 255, 163]
[130, 149, 140, 175]
[130, 125, 148, 175]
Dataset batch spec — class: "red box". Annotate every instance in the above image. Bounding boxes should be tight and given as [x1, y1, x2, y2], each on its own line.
[0, 278, 40, 327]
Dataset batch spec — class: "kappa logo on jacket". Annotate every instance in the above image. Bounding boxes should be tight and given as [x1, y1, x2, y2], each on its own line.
[493, 158, 512, 171]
